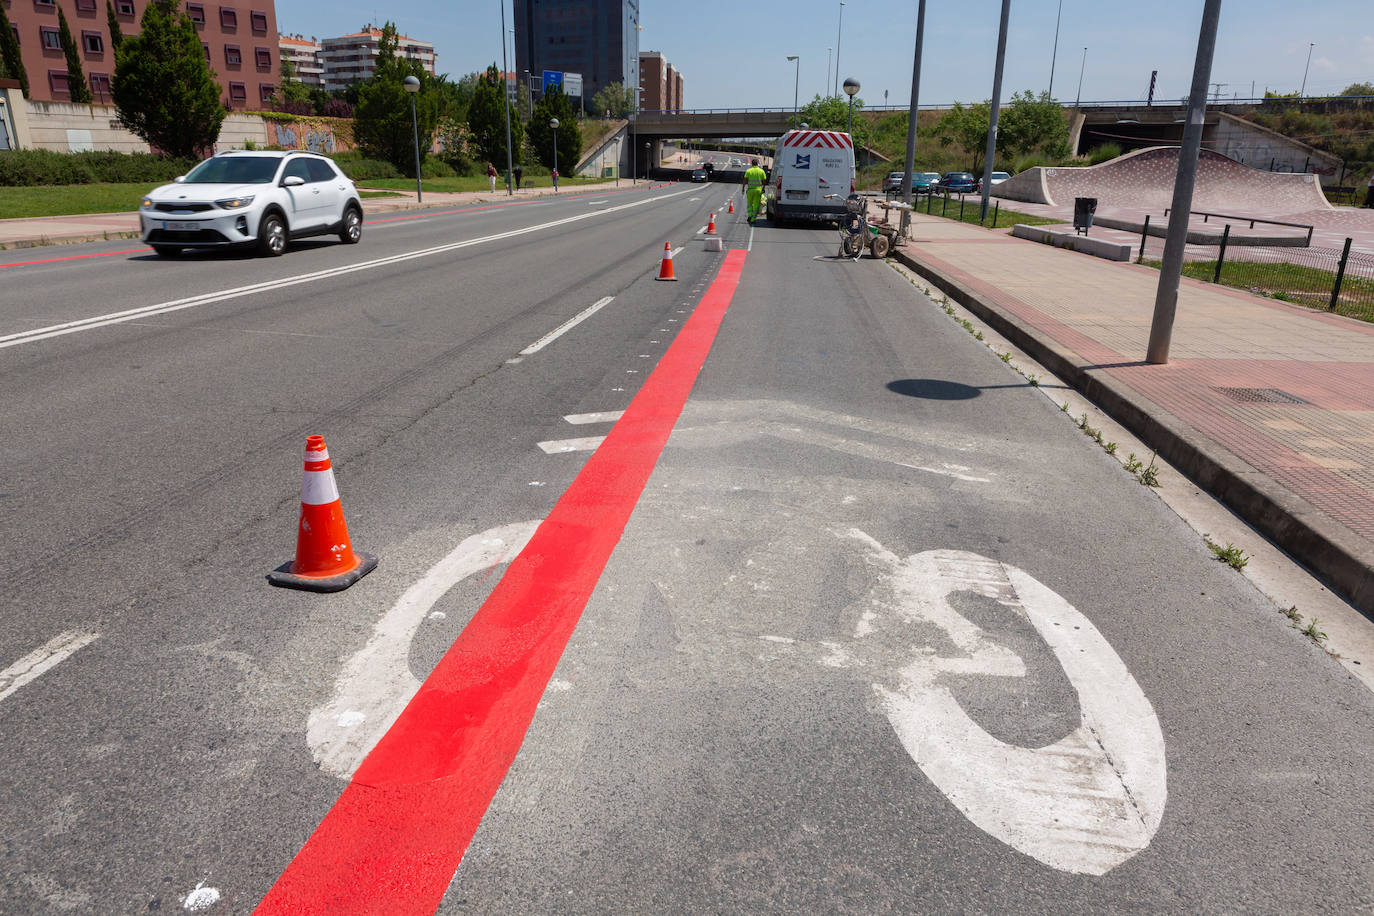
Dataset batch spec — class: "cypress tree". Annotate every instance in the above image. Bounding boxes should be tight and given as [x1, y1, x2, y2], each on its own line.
[0, 1, 29, 97]
[58, 7, 93, 103]
[106, 0, 124, 52]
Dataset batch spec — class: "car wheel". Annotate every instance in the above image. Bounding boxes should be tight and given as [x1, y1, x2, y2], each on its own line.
[151, 245, 180, 258]
[257, 213, 287, 257]
[339, 205, 362, 244]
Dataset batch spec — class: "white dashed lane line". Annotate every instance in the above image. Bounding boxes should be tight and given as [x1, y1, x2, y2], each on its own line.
[0, 630, 100, 704]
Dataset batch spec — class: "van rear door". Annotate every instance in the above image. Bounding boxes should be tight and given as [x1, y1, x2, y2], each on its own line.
[771, 130, 854, 222]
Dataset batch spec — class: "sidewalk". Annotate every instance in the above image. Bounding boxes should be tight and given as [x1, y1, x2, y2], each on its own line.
[895, 211, 1374, 616]
[0, 181, 641, 249]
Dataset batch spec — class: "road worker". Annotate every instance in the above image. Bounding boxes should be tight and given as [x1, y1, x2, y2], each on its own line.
[743, 158, 768, 224]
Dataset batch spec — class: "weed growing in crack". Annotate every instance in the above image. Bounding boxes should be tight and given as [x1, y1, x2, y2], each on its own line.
[975, 331, 984, 341]
[1105, 441, 1118, 454]
[999, 351, 1014, 363]
[1205, 536, 1249, 570]
[1139, 451, 1161, 487]
[1301, 618, 1328, 642]
[1027, 374, 1040, 387]
[1125, 453, 1143, 474]
[1281, 605, 1303, 624]
[1060, 402, 1070, 413]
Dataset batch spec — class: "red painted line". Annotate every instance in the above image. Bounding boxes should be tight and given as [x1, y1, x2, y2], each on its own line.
[255, 248, 749, 916]
[0, 247, 150, 269]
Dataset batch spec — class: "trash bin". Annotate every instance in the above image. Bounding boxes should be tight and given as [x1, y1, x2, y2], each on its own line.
[1073, 197, 1097, 235]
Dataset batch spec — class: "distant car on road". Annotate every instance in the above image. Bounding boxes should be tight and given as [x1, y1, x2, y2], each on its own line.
[989, 171, 1012, 185]
[883, 172, 905, 194]
[914, 172, 942, 193]
[938, 171, 978, 194]
[691, 168, 709, 182]
[139, 150, 362, 258]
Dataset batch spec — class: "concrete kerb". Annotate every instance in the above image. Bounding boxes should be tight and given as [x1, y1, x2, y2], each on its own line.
[893, 245, 1374, 620]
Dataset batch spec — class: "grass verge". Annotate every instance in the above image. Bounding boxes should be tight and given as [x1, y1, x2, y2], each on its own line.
[358, 190, 404, 199]
[0, 182, 154, 218]
[1138, 257, 1374, 323]
[357, 175, 615, 193]
[909, 192, 1064, 229]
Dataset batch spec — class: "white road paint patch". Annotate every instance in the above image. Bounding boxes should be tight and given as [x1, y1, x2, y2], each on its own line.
[4, 188, 694, 351]
[182, 883, 220, 911]
[547, 678, 573, 692]
[758, 635, 795, 645]
[586, 199, 608, 204]
[0, 630, 99, 703]
[307, 521, 542, 778]
[848, 538, 1167, 876]
[538, 436, 605, 454]
[428, 611, 447, 620]
[528, 480, 547, 486]
[505, 357, 523, 364]
[519, 296, 615, 356]
[336, 710, 366, 727]
[564, 411, 624, 425]
[669, 247, 684, 258]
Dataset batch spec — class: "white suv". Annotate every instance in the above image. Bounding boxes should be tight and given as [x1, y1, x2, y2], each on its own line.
[139, 150, 363, 258]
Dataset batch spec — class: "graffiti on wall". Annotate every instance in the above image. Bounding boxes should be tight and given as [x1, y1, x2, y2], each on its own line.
[264, 118, 354, 154]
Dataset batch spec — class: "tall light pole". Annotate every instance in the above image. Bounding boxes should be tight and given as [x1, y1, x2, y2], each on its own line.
[787, 55, 800, 114]
[900, 0, 927, 204]
[826, 48, 832, 98]
[550, 116, 559, 190]
[835, 2, 845, 96]
[1300, 42, 1314, 97]
[403, 75, 422, 203]
[499, 0, 514, 196]
[1049, 0, 1063, 97]
[843, 76, 860, 136]
[979, 0, 1011, 222]
[1075, 46, 1087, 106]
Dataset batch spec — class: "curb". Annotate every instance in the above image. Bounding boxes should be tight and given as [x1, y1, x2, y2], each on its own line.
[0, 229, 142, 250]
[893, 245, 1374, 620]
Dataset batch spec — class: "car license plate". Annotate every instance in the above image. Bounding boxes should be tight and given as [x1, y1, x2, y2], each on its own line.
[786, 190, 808, 199]
[163, 220, 199, 231]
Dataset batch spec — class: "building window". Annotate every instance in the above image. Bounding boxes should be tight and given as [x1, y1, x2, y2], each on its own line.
[82, 31, 103, 53]
[89, 72, 111, 100]
[224, 44, 240, 66]
[48, 70, 70, 95]
[11, 24, 20, 45]
[254, 46, 270, 68]
[259, 82, 275, 102]
[115, 0, 134, 15]
[186, 2, 203, 23]
[75, 0, 97, 10]
[219, 7, 236, 29]
[228, 81, 246, 101]
[40, 26, 61, 50]
[249, 10, 266, 32]
[35, 0, 57, 7]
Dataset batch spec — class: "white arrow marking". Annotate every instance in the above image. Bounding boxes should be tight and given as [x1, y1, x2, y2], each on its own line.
[863, 545, 1166, 875]
[306, 521, 541, 778]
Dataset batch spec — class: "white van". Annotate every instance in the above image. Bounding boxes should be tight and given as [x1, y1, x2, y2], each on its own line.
[766, 129, 856, 224]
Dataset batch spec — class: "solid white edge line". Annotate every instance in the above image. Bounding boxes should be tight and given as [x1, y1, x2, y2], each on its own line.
[748, 223, 755, 252]
[2, 187, 695, 351]
[518, 296, 615, 356]
[0, 630, 100, 703]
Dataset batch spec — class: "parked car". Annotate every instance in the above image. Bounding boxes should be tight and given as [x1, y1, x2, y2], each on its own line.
[989, 171, 1012, 185]
[883, 171, 905, 194]
[938, 171, 979, 194]
[139, 149, 363, 258]
[913, 172, 942, 193]
[691, 168, 709, 182]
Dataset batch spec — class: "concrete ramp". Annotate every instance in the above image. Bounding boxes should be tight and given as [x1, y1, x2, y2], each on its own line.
[993, 146, 1332, 213]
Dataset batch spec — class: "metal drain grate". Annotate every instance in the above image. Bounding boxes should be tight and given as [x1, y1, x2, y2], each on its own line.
[1214, 387, 1310, 405]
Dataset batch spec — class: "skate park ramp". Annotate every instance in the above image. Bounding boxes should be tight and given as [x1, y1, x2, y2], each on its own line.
[993, 147, 1333, 214]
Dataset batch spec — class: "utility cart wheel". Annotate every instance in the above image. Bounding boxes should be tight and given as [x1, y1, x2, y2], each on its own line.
[870, 234, 891, 259]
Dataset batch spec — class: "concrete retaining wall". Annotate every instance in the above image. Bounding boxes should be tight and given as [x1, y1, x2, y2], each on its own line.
[1011, 224, 1132, 261]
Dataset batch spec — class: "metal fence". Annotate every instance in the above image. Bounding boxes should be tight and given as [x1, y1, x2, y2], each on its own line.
[1180, 238, 1374, 322]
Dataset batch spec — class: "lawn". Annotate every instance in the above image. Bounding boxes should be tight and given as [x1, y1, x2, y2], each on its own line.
[1140, 256, 1374, 323]
[0, 182, 155, 219]
[357, 175, 615, 193]
[910, 191, 1065, 229]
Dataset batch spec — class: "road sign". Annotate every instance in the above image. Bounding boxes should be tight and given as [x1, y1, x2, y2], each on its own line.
[564, 73, 583, 97]
[542, 70, 563, 92]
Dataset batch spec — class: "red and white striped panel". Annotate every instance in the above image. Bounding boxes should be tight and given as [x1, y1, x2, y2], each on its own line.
[784, 130, 854, 150]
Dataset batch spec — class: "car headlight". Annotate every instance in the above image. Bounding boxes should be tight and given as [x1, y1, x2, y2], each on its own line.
[140, 198, 154, 210]
[215, 195, 256, 210]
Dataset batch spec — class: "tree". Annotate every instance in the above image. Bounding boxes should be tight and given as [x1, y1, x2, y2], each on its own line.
[935, 101, 992, 171]
[591, 81, 635, 118]
[57, 8, 93, 103]
[790, 93, 872, 150]
[467, 64, 523, 168]
[528, 84, 580, 170]
[276, 57, 311, 105]
[112, 0, 224, 158]
[1340, 82, 1374, 97]
[0, 0, 29, 97]
[351, 22, 440, 176]
[105, 0, 124, 52]
[998, 90, 1069, 159]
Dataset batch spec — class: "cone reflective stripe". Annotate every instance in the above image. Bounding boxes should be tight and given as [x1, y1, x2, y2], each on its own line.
[655, 241, 677, 281]
[706, 212, 717, 234]
[268, 435, 378, 592]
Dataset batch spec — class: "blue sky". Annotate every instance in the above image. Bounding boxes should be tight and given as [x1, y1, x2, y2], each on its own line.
[277, 1, 1374, 109]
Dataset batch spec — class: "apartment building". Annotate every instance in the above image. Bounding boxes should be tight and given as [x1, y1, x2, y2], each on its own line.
[317, 26, 435, 92]
[513, 0, 639, 116]
[277, 33, 322, 88]
[4, 0, 280, 108]
[638, 49, 682, 112]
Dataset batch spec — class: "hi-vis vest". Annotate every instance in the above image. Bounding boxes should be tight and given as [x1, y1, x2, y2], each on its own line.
[745, 166, 767, 190]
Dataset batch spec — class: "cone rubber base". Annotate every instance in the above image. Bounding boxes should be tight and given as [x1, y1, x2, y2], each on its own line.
[268, 552, 378, 593]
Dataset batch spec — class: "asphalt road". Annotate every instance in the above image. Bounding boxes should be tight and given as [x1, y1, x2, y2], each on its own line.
[0, 182, 1370, 913]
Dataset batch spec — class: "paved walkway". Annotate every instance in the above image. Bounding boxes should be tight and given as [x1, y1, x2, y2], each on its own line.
[896, 211, 1374, 615]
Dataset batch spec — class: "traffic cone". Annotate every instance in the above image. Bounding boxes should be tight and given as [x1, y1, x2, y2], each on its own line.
[728, 199, 734, 214]
[268, 436, 378, 593]
[706, 213, 717, 234]
[655, 242, 677, 281]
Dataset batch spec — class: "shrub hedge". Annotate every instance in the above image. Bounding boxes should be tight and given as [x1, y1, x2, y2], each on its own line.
[0, 149, 200, 186]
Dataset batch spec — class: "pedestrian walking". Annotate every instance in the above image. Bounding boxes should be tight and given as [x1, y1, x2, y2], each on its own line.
[487, 163, 497, 192]
[743, 158, 768, 224]
[513, 164, 524, 190]
[1365, 172, 1374, 209]
[551, 168, 559, 191]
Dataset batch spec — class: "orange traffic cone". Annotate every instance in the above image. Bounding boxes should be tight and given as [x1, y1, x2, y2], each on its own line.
[268, 436, 377, 592]
[655, 242, 677, 281]
[706, 213, 717, 234]
[728, 199, 734, 214]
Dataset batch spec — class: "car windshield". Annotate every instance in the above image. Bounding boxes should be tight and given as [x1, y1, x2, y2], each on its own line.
[992, 172, 1011, 179]
[183, 156, 281, 184]
[923, 173, 941, 180]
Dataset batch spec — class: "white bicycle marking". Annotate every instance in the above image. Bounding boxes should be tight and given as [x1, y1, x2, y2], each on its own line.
[850, 537, 1166, 875]
[307, 521, 541, 778]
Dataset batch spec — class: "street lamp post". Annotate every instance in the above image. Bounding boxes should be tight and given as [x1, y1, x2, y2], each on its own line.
[1049, 0, 1063, 97]
[826, 48, 832, 98]
[1300, 42, 1314, 97]
[835, 1, 845, 96]
[1075, 47, 1087, 106]
[550, 117, 559, 190]
[403, 75, 422, 203]
[787, 55, 799, 114]
[843, 76, 860, 136]
[499, 0, 515, 195]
